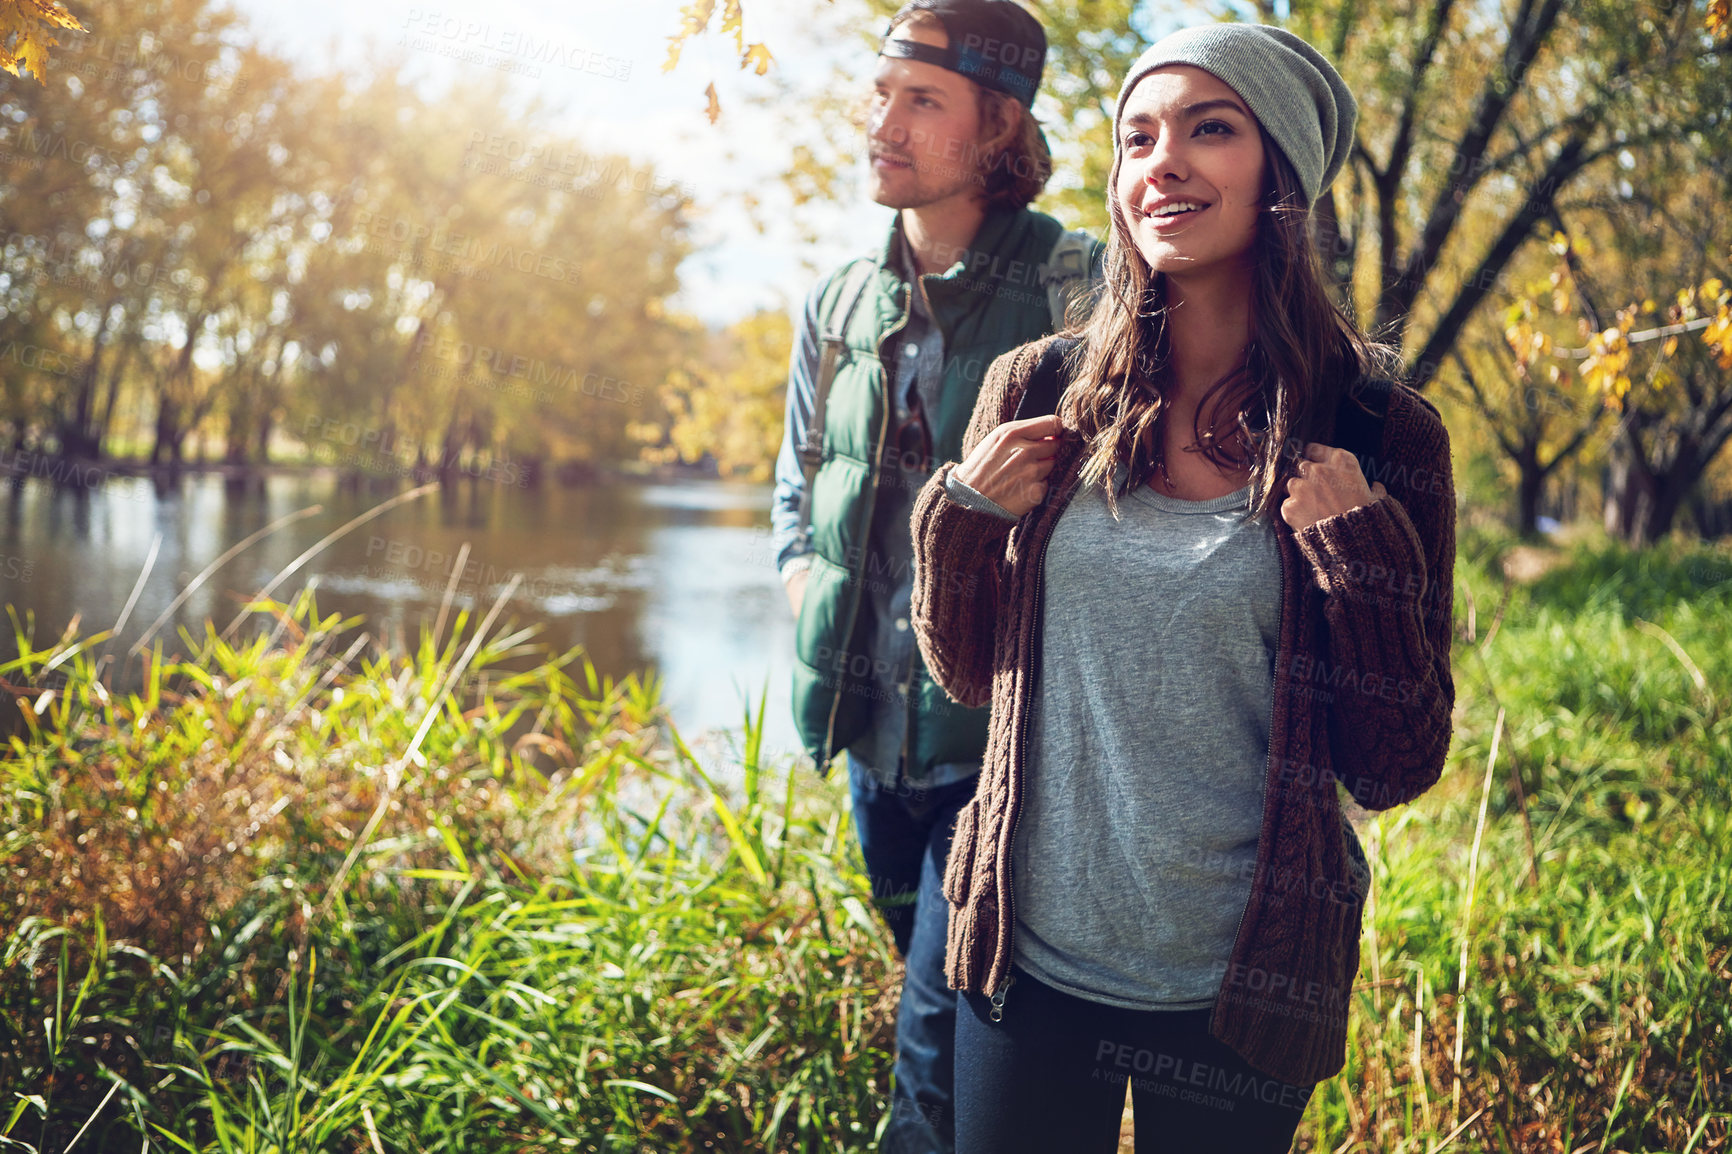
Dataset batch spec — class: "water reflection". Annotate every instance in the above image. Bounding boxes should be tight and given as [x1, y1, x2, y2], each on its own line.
[0, 471, 801, 763]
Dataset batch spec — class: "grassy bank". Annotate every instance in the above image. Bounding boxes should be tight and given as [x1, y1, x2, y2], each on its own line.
[1295, 525, 1732, 1152]
[2, 524, 1729, 1152]
[0, 595, 896, 1151]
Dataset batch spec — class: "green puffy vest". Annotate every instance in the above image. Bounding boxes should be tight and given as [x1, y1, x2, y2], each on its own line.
[792, 205, 1087, 778]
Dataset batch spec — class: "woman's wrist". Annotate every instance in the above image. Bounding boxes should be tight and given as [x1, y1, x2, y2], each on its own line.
[945, 469, 1020, 523]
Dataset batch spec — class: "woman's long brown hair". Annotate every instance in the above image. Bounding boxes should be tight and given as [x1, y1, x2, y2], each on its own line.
[1058, 122, 1396, 523]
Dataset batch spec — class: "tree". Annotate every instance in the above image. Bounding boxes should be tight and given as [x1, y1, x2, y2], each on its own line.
[0, 0, 265, 463]
[1445, 233, 1615, 537]
[1561, 43, 1732, 544]
[1590, 273, 1732, 544]
[286, 65, 694, 479]
[641, 310, 791, 481]
[671, 0, 1732, 111]
[1284, 0, 1725, 387]
[747, 0, 1725, 396]
[142, 41, 302, 466]
[1, 0, 697, 476]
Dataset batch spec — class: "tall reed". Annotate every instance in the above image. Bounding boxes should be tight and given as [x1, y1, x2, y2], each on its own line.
[1, 589, 898, 1151]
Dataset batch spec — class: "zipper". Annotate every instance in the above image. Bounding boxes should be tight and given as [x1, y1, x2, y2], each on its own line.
[893, 263, 947, 783]
[898, 333, 940, 781]
[989, 971, 1016, 1021]
[1217, 514, 1289, 1022]
[821, 282, 909, 763]
[896, 289, 926, 782]
[993, 451, 1082, 1020]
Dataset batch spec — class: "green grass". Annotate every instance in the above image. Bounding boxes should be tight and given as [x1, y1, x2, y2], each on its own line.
[1294, 525, 1732, 1152]
[1, 521, 1729, 1152]
[0, 592, 897, 1152]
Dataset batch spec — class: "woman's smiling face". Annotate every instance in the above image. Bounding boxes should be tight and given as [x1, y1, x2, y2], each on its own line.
[1114, 65, 1267, 286]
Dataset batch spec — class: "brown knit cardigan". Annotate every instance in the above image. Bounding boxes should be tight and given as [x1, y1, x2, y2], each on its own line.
[910, 335, 1457, 1086]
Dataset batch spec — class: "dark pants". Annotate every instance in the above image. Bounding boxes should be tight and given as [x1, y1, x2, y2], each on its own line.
[847, 754, 977, 1154]
[955, 965, 1314, 1154]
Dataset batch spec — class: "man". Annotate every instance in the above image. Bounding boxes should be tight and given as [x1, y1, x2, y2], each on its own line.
[769, 2, 1101, 1149]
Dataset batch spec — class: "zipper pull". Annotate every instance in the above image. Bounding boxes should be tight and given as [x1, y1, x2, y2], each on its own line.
[988, 974, 1014, 1022]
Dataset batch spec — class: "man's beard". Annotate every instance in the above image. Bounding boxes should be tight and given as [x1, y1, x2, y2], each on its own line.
[869, 160, 985, 211]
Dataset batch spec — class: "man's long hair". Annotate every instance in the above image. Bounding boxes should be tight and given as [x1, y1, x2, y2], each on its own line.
[971, 88, 1051, 210]
[1059, 124, 1394, 522]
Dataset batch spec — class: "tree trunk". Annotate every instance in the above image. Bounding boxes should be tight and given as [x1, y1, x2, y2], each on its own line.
[1689, 491, 1732, 539]
[1603, 438, 1655, 545]
[1643, 458, 1697, 546]
[153, 312, 205, 468]
[61, 305, 113, 459]
[151, 398, 183, 468]
[94, 334, 133, 452]
[1604, 410, 1716, 545]
[255, 410, 275, 464]
[437, 423, 463, 479]
[1312, 189, 1354, 308]
[1515, 444, 1545, 540]
[437, 396, 471, 480]
[224, 401, 252, 465]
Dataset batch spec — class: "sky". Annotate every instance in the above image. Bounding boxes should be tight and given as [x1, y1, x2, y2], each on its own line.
[225, 0, 902, 328]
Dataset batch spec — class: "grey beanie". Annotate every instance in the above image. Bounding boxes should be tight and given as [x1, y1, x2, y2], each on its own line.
[1113, 23, 1356, 206]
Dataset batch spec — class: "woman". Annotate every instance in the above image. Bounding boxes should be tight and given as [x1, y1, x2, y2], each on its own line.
[909, 22, 1456, 1152]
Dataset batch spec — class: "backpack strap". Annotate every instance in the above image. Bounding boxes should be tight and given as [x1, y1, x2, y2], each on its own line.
[1039, 229, 1098, 331]
[1333, 376, 1395, 467]
[796, 258, 878, 542]
[1012, 336, 1082, 423]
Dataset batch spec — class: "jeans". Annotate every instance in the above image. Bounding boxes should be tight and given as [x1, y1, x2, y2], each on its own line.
[955, 965, 1314, 1154]
[847, 752, 978, 1154]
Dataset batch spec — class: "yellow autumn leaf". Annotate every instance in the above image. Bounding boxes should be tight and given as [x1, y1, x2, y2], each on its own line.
[721, 0, 744, 52]
[742, 42, 774, 76]
[663, 0, 717, 72]
[677, 0, 717, 35]
[36, 0, 78, 29]
[13, 26, 52, 80]
[704, 81, 721, 125]
[1706, 309, 1732, 369]
[1702, 277, 1725, 301]
[1, 0, 87, 84]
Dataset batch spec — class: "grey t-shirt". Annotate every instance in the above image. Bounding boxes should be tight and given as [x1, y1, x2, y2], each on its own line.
[1011, 466, 1282, 1010]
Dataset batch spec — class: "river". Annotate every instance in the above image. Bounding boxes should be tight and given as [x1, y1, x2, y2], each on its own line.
[0, 469, 804, 768]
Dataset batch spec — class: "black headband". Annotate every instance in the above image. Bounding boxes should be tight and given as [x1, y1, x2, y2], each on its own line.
[879, 34, 1039, 108]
